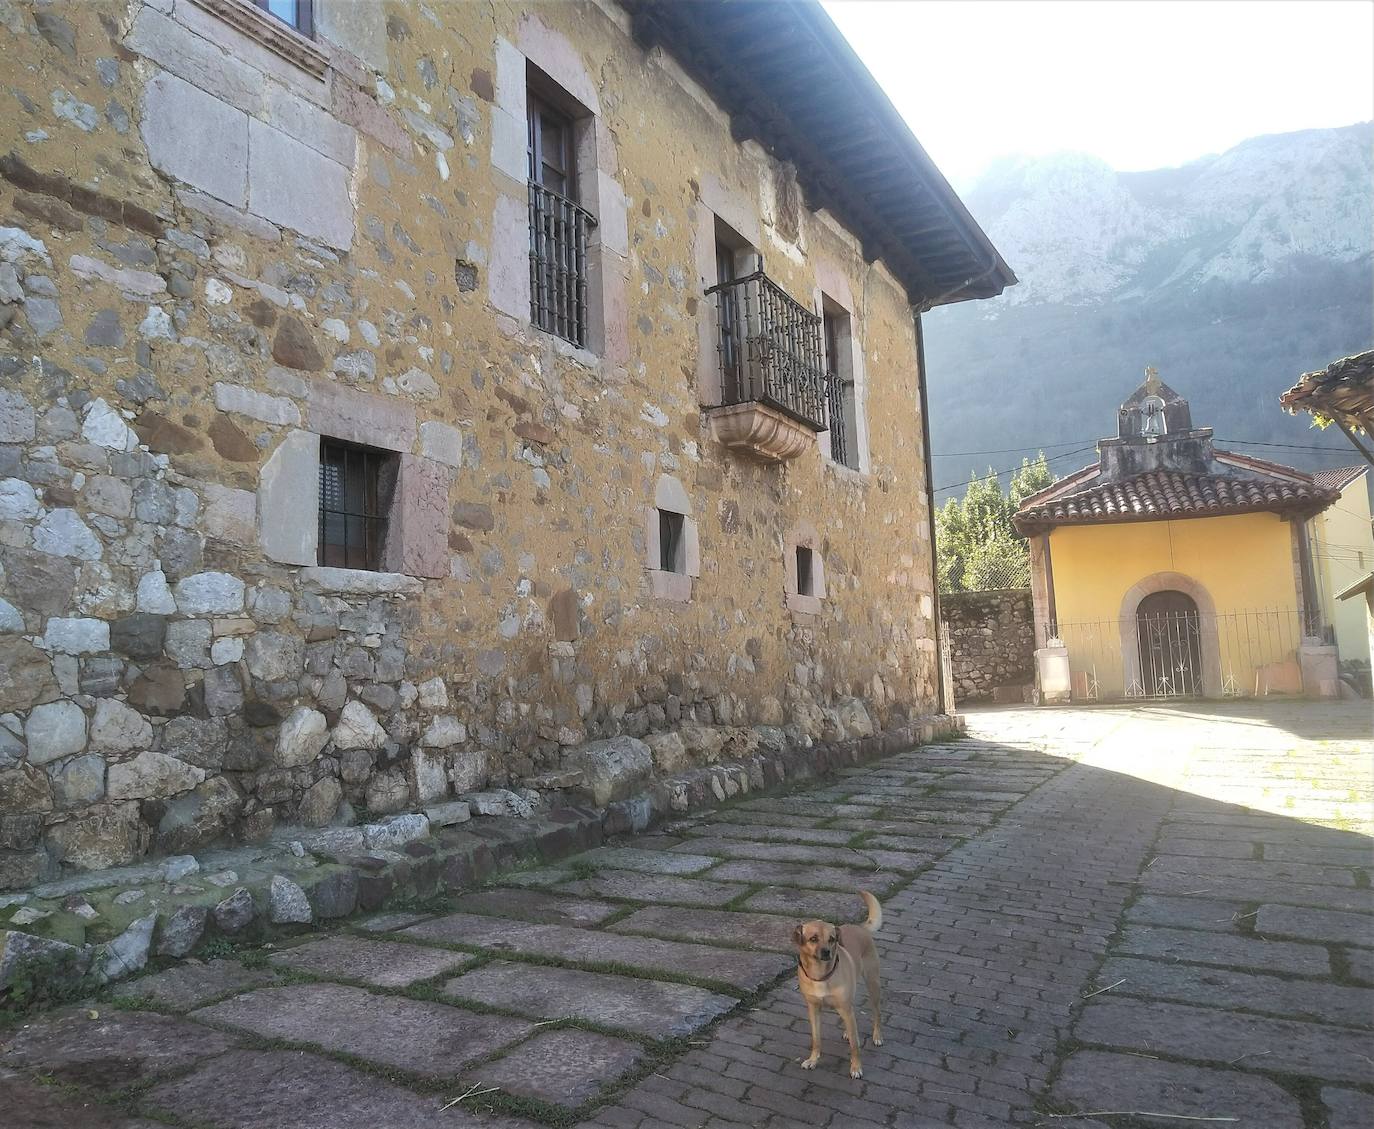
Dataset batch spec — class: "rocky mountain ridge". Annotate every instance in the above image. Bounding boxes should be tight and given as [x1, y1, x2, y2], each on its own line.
[924, 122, 1373, 490]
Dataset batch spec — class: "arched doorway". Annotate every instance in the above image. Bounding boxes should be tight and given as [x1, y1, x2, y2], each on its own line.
[1136, 590, 1203, 696]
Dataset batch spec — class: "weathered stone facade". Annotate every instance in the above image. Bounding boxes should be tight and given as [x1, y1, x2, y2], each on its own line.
[942, 589, 1035, 703]
[0, 0, 989, 888]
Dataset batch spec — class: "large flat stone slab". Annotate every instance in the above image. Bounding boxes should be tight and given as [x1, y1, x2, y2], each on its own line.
[112, 959, 280, 1011]
[668, 836, 930, 872]
[1148, 855, 1358, 887]
[829, 817, 973, 841]
[356, 911, 431, 932]
[1123, 894, 1250, 933]
[1263, 843, 1373, 867]
[1140, 870, 1374, 913]
[610, 905, 797, 951]
[468, 1029, 642, 1107]
[553, 869, 750, 907]
[742, 886, 878, 922]
[1324, 1086, 1374, 1129]
[1100, 956, 1374, 1029]
[1077, 998, 1374, 1085]
[569, 846, 719, 875]
[684, 822, 856, 846]
[193, 983, 532, 1078]
[442, 960, 734, 1038]
[0, 1010, 237, 1089]
[1256, 904, 1373, 947]
[1117, 924, 1330, 975]
[0, 1070, 166, 1129]
[450, 888, 621, 926]
[401, 913, 789, 990]
[1052, 1049, 1302, 1128]
[268, 935, 473, 988]
[704, 859, 905, 895]
[145, 1049, 533, 1129]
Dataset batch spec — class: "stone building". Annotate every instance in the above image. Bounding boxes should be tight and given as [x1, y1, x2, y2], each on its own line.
[0, 0, 1013, 888]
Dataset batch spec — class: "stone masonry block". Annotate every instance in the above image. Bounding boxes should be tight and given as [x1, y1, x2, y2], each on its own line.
[383, 455, 451, 580]
[142, 70, 248, 207]
[305, 379, 416, 452]
[248, 119, 354, 251]
[258, 430, 318, 567]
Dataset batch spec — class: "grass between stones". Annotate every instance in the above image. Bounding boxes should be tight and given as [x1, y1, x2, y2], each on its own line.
[13, 736, 1062, 1128]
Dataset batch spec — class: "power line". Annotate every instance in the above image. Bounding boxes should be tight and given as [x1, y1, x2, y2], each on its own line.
[1217, 437, 1360, 454]
[934, 445, 1098, 494]
[931, 438, 1093, 457]
[931, 434, 1357, 459]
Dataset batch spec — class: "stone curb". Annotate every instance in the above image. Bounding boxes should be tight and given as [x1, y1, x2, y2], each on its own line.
[0, 713, 961, 995]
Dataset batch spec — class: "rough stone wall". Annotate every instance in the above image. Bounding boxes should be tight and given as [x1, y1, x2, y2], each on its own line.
[0, 0, 940, 888]
[942, 590, 1034, 702]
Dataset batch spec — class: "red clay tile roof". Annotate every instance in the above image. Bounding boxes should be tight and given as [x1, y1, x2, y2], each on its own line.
[1311, 465, 1367, 492]
[1280, 349, 1374, 433]
[1014, 468, 1339, 532]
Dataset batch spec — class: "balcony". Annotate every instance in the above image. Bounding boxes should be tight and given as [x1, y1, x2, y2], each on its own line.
[528, 181, 597, 349]
[704, 270, 829, 462]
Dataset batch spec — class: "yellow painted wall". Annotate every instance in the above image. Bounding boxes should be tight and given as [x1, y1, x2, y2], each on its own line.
[1047, 512, 1304, 695]
[1312, 474, 1374, 665]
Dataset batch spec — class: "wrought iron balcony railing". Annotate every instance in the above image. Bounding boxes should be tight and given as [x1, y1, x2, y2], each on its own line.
[528, 181, 597, 348]
[705, 270, 829, 433]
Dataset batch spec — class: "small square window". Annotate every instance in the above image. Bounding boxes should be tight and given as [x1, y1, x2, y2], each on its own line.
[318, 439, 396, 571]
[659, 509, 686, 575]
[796, 546, 815, 597]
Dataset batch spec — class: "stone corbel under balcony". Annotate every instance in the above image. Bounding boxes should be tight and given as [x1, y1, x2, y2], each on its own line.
[706, 401, 816, 463]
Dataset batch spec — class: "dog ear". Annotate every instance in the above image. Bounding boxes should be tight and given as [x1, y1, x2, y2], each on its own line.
[791, 924, 805, 948]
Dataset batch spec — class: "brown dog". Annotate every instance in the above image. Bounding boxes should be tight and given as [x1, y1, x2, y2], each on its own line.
[792, 890, 883, 1078]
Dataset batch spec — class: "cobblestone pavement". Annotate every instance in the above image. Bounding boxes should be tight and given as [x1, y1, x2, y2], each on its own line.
[2, 702, 1370, 1129]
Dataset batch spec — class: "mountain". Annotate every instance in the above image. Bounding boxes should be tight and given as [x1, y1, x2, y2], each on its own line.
[922, 123, 1374, 497]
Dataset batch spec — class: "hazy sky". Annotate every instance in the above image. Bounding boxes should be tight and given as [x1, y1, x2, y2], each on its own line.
[822, 0, 1374, 188]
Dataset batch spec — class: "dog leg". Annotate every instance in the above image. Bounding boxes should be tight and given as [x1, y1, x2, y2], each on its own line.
[839, 1003, 863, 1078]
[801, 1000, 823, 1070]
[864, 963, 884, 1047]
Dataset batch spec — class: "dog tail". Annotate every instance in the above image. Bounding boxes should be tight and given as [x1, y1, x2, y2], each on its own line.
[858, 889, 882, 934]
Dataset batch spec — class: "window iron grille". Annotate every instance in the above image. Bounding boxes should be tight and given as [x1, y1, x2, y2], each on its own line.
[318, 440, 391, 571]
[704, 270, 828, 432]
[824, 311, 853, 467]
[528, 181, 597, 348]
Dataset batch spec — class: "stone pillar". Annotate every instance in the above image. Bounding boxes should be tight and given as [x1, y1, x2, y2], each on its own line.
[1298, 642, 1340, 699]
[1035, 642, 1072, 704]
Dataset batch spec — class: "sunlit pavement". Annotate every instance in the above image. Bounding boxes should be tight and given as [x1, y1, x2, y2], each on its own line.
[2, 701, 1370, 1128]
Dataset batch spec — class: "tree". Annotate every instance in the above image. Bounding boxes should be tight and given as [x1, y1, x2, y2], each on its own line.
[936, 453, 1053, 593]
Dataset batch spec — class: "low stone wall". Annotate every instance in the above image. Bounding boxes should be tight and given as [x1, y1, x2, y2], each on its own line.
[941, 590, 1035, 703]
[0, 711, 961, 994]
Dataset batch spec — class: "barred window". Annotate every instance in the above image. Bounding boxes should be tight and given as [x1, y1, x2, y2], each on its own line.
[527, 87, 596, 347]
[318, 439, 395, 571]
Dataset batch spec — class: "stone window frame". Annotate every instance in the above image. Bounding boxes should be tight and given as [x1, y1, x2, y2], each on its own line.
[259, 424, 450, 581]
[811, 263, 872, 476]
[694, 178, 765, 410]
[188, 0, 329, 79]
[785, 521, 827, 616]
[489, 19, 630, 365]
[820, 294, 860, 470]
[645, 475, 700, 604]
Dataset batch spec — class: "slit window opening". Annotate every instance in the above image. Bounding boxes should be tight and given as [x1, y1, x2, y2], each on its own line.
[796, 545, 815, 596]
[659, 509, 686, 574]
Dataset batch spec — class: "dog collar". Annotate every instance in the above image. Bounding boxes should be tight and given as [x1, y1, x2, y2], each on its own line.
[798, 953, 840, 983]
